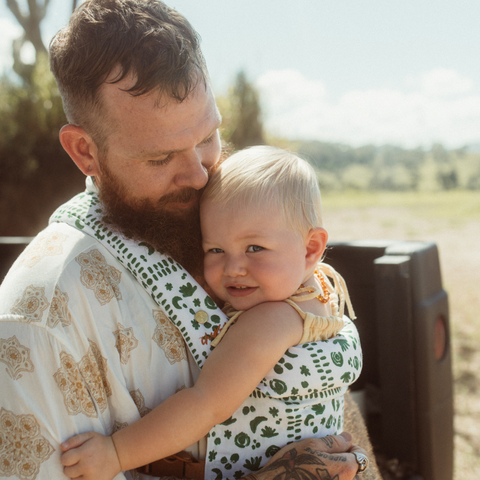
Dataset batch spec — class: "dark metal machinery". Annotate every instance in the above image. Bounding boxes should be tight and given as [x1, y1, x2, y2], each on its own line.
[326, 240, 453, 480]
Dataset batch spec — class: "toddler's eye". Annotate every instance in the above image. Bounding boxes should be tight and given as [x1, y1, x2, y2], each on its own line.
[209, 248, 224, 254]
[247, 245, 263, 253]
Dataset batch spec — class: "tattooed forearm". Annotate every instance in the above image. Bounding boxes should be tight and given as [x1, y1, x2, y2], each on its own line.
[306, 447, 348, 463]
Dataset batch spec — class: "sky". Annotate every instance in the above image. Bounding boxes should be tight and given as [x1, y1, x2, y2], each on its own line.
[1, 0, 480, 149]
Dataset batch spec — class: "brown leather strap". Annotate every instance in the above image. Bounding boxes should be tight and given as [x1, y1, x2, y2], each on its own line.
[137, 451, 205, 479]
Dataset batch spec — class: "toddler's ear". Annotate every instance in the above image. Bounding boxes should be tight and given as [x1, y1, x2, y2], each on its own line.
[305, 227, 328, 269]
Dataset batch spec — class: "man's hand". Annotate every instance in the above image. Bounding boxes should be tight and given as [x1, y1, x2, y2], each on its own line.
[61, 431, 122, 480]
[247, 432, 367, 480]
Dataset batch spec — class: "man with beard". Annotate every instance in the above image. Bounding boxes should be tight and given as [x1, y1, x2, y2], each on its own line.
[0, 1, 377, 479]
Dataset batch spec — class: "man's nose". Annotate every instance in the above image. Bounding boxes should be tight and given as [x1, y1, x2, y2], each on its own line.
[174, 151, 210, 190]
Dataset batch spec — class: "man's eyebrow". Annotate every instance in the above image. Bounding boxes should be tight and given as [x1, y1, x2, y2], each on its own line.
[137, 118, 222, 159]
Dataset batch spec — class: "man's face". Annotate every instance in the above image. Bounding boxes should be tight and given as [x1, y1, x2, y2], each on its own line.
[96, 75, 222, 212]
[91, 76, 222, 277]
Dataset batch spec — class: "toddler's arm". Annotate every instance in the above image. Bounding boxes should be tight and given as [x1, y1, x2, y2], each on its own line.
[61, 301, 303, 479]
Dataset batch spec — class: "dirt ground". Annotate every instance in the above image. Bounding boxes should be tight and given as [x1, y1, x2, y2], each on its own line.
[322, 193, 480, 480]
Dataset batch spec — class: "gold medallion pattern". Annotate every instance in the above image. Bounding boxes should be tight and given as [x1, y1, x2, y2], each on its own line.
[113, 323, 139, 364]
[129, 389, 152, 418]
[0, 408, 55, 480]
[0, 336, 34, 380]
[15, 231, 68, 269]
[11, 286, 49, 323]
[111, 420, 129, 435]
[75, 249, 122, 305]
[47, 286, 73, 328]
[53, 340, 112, 417]
[152, 309, 187, 365]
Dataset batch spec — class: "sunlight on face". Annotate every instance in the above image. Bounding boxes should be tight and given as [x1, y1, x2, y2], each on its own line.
[200, 199, 310, 311]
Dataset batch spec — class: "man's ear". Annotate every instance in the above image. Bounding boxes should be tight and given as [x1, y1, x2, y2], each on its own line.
[59, 124, 101, 177]
[305, 227, 328, 270]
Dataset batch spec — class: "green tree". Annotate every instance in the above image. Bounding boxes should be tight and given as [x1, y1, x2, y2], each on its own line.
[6, 0, 79, 83]
[217, 71, 264, 150]
[0, 56, 85, 236]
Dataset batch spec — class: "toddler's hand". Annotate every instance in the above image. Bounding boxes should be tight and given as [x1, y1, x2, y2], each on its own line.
[61, 431, 122, 480]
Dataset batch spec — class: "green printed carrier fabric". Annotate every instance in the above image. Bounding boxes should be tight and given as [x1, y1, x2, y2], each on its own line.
[51, 182, 362, 480]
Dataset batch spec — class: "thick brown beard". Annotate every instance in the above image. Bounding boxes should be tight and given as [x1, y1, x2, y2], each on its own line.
[97, 164, 206, 280]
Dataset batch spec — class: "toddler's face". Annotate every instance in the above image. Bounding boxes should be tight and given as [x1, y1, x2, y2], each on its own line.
[200, 199, 310, 311]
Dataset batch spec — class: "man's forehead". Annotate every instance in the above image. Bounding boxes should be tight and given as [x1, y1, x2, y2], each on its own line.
[101, 67, 209, 111]
[99, 72, 220, 152]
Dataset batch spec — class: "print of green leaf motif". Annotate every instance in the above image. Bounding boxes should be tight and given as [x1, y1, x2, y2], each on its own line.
[312, 404, 326, 415]
[172, 296, 183, 309]
[225, 430, 232, 439]
[333, 338, 349, 352]
[266, 445, 281, 458]
[261, 426, 279, 438]
[212, 468, 222, 480]
[340, 372, 351, 383]
[331, 351, 344, 367]
[221, 416, 237, 426]
[250, 416, 268, 433]
[304, 414, 314, 426]
[234, 470, 245, 479]
[269, 407, 279, 418]
[179, 283, 197, 297]
[274, 364, 283, 374]
[269, 379, 288, 395]
[205, 296, 218, 309]
[211, 314, 221, 324]
[243, 456, 262, 471]
[352, 356, 360, 370]
[209, 451, 218, 461]
[326, 415, 334, 428]
[193, 298, 200, 307]
[165, 283, 173, 291]
[191, 320, 200, 330]
[138, 242, 155, 254]
[234, 432, 251, 448]
[300, 365, 311, 376]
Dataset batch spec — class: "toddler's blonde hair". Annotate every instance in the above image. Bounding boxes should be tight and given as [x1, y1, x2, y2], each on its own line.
[202, 146, 323, 236]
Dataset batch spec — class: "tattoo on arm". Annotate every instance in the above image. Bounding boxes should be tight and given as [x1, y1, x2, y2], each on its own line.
[258, 447, 347, 480]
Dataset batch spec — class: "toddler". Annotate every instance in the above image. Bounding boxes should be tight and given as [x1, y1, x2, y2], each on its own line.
[61, 146, 362, 480]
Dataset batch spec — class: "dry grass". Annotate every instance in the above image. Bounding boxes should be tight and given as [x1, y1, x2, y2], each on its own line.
[322, 190, 480, 480]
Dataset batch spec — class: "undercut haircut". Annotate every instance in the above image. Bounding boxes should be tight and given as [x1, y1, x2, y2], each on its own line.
[202, 146, 324, 236]
[50, 0, 208, 150]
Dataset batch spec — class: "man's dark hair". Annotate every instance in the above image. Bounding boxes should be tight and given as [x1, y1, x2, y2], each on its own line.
[50, 0, 208, 148]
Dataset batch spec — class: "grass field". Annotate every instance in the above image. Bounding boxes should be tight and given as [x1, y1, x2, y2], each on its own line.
[322, 190, 480, 480]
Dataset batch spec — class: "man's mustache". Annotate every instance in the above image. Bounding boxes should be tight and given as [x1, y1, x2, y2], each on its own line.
[156, 188, 201, 208]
